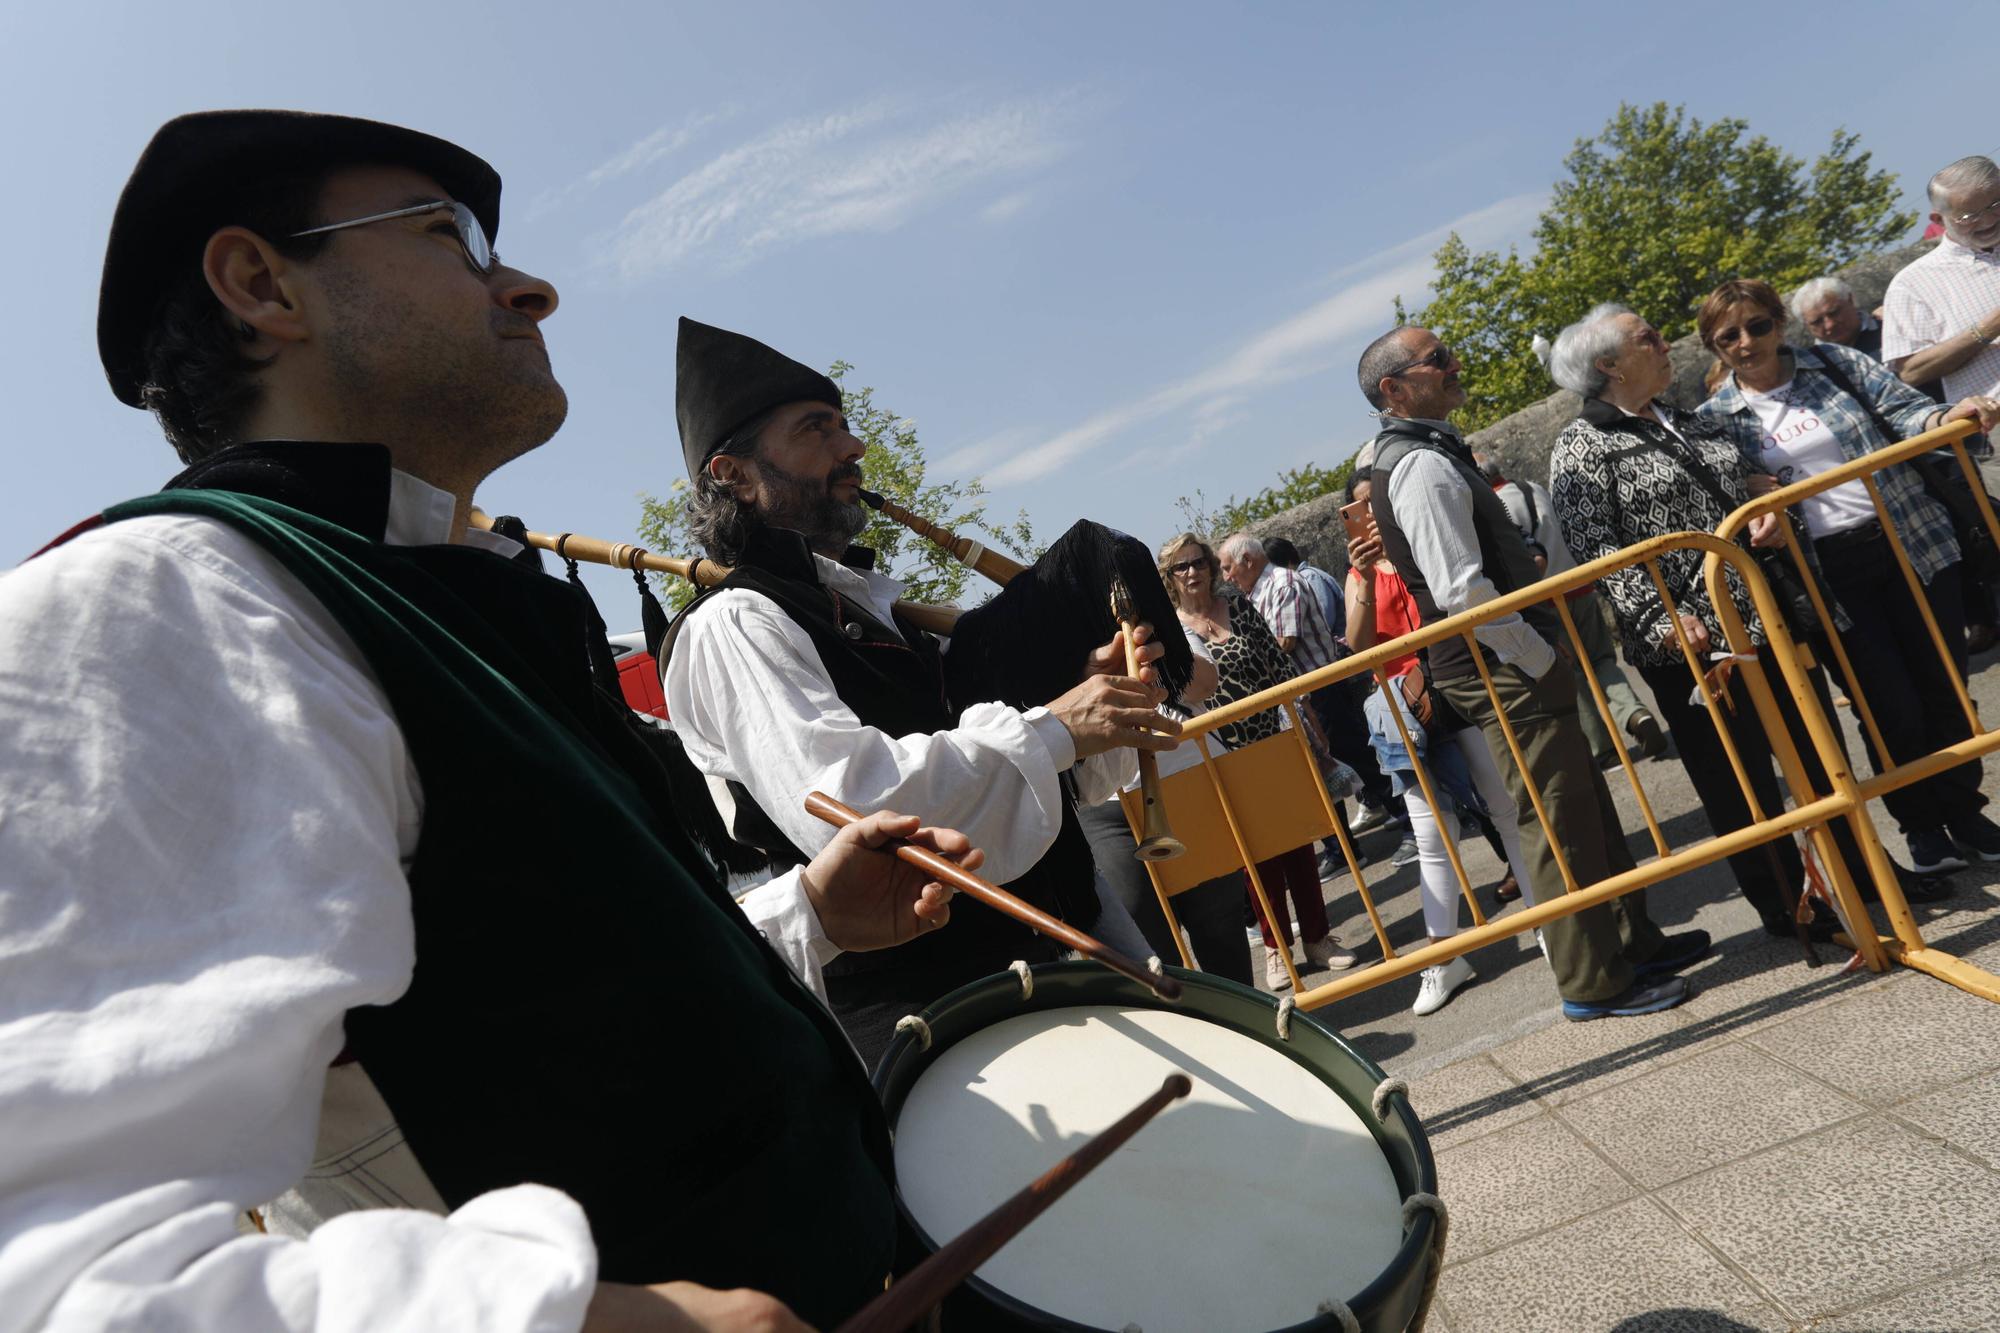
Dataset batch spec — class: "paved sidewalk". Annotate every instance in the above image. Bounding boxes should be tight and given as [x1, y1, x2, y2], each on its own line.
[1407, 910, 2000, 1332]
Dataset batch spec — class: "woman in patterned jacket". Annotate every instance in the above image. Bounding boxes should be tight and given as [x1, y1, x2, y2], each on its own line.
[1698, 278, 2000, 877]
[1548, 303, 1880, 939]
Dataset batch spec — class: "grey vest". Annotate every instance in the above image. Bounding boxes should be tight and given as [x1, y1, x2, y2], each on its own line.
[1368, 421, 1556, 681]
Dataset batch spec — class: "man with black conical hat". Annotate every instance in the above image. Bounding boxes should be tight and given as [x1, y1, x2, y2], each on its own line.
[663, 317, 1181, 1064]
[0, 112, 987, 1333]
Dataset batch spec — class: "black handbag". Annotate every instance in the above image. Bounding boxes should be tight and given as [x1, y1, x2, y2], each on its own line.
[1807, 347, 2000, 587]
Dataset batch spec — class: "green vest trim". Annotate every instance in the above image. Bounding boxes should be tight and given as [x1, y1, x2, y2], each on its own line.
[102, 489, 895, 1327]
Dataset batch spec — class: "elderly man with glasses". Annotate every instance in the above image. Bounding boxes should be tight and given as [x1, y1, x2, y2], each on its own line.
[1353, 325, 1706, 1022]
[1883, 156, 2000, 404]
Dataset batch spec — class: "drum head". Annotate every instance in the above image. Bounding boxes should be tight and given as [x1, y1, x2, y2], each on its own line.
[878, 965, 1437, 1333]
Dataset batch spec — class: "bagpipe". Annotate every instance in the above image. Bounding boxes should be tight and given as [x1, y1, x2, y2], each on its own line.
[471, 489, 1197, 861]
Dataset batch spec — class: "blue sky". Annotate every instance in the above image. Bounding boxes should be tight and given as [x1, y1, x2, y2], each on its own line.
[2, 0, 1970, 615]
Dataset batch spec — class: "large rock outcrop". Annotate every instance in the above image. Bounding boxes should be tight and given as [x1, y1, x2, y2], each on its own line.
[1245, 239, 1935, 574]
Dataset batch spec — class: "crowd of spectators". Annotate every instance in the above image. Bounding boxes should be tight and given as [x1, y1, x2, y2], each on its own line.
[1123, 151, 2000, 1022]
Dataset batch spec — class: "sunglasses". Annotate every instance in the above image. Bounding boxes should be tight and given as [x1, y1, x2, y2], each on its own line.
[1385, 344, 1455, 378]
[291, 200, 497, 276]
[1711, 315, 1776, 348]
[1166, 556, 1209, 574]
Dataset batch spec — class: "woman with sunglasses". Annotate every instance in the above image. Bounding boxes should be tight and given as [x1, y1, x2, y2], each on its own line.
[1159, 533, 1360, 990]
[1697, 278, 2000, 876]
[1547, 302, 1911, 940]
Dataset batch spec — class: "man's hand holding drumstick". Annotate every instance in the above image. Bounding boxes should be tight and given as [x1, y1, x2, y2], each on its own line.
[798, 808, 976, 951]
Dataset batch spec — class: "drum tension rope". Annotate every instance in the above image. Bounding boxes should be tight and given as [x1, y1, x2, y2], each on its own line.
[1371, 1076, 1410, 1122]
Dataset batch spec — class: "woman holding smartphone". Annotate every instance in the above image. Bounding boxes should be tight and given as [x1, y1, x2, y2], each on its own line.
[1342, 473, 1535, 1016]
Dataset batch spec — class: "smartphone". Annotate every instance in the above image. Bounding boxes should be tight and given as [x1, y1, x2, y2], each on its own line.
[1339, 498, 1373, 543]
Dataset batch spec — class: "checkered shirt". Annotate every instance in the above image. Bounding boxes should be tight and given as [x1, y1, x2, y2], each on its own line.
[1881, 236, 2000, 402]
[1699, 343, 1960, 584]
[1248, 560, 1340, 672]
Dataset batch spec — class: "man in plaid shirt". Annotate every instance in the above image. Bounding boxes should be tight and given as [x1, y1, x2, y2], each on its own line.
[1218, 532, 1398, 832]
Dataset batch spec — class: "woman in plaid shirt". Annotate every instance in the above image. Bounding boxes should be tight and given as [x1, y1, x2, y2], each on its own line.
[1697, 278, 2000, 876]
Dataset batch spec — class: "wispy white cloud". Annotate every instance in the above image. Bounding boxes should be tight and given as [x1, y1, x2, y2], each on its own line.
[980, 189, 1037, 224]
[526, 108, 734, 222]
[979, 192, 1547, 487]
[598, 94, 1077, 280]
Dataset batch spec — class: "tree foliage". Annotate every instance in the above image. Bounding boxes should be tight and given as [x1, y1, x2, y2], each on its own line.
[1173, 457, 1356, 539]
[1415, 103, 1915, 430]
[637, 362, 1040, 611]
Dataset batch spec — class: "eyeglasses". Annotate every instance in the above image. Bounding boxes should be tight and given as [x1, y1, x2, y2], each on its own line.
[1951, 196, 2000, 227]
[1385, 344, 1455, 378]
[1166, 557, 1209, 575]
[1710, 315, 1776, 348]
[291, 200, 497, 275]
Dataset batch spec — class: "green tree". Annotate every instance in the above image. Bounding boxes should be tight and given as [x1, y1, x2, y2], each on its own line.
[1414, 103, 1914, 430]
[637, 362, 1039, 610]
[1174, 458, 1356, 539]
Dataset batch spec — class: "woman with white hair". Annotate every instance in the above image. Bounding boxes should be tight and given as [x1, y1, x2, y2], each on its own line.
[1546, 303, 1876, 939]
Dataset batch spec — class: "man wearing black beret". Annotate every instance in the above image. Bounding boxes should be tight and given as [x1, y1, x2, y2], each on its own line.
[661, 317, 1182, 1065]
[0, 111, 981, 1333]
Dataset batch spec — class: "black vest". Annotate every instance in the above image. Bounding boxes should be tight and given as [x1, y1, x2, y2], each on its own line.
[1369, 418, 1557, 681]
[99, 444, 895, 1329]
[660, 528, 1092, 1007]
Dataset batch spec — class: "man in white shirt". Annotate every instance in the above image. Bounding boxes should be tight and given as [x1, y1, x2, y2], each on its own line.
[661, 318, 1179, 1064]
[1882, 156, 2000, 403]
[1355, 325, 1706, 1022]
[1, 110, 985, 1333]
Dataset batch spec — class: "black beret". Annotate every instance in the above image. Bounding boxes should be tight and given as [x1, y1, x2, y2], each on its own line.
[98, 109, 502, 407]
[676, 316, 843, 479]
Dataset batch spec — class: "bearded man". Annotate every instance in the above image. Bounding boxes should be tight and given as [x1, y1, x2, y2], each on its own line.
[662, 319, 1179, 1064]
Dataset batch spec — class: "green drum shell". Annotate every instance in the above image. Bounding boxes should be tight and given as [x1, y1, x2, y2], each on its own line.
[873, 962, 1439, 1333]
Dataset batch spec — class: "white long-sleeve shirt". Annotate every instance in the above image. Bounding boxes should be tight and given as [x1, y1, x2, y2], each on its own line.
[0, 472, 822, 1333]
[1385, 445, 1557, 680]
[666, 553, 1129, 913]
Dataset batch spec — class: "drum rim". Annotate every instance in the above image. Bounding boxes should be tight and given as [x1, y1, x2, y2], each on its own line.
[874, 961, 1439, 1333]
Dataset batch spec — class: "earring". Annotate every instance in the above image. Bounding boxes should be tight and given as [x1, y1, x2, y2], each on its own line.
[238, 319, 256, 342]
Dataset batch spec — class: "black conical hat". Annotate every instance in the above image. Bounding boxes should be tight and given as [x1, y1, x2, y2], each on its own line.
[676, 316, 843, 479]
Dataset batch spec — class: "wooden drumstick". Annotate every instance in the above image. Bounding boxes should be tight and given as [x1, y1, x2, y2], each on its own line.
[804, 791, 1182, 1000]
[1109, 577, 1186, 862]
[834, 1072, 1194, 1333]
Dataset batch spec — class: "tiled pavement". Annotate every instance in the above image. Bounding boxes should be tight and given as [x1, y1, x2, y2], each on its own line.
[1406, 921, 2000, 1331]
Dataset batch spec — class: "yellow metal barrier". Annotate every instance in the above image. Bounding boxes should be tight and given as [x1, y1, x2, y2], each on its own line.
[1705, 417, 2000, 1003]
[1123, 437, 2000, 1011]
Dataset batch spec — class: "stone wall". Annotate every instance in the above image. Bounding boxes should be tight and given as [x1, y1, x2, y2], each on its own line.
[1244, 239, 1934, 576]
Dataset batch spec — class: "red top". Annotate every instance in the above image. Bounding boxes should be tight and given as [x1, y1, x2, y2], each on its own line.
[1363, 565, 1424, 681]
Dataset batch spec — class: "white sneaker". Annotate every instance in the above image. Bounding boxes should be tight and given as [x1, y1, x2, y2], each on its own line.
[1412, 955, 1475, 1016]
[1351, 803, 1395, 835]
[1304, 936, 1358, 971]
[1265, 951, 1294, 990]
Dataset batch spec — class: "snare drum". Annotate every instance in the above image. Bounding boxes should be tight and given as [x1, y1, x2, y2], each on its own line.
[876, 963, 1440, 1333]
